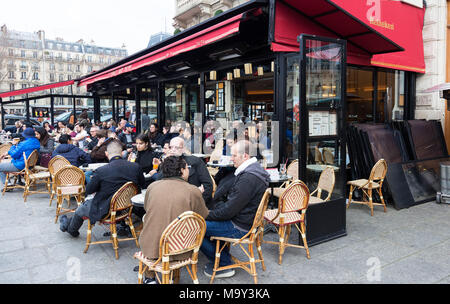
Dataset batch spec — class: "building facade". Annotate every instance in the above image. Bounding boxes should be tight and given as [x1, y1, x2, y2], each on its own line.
[0, 24, 127, 116]
[173, 0, 249, 30]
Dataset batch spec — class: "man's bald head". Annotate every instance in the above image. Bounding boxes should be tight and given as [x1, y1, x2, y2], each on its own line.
[231, 140, 252, 168]
[169, 136, 185, 156]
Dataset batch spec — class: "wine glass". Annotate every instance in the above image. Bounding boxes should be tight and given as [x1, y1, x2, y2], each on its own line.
[279, 163, 286, 177]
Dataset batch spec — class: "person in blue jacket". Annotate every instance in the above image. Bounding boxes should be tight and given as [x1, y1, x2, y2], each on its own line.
[0, 128, 41, 190]
[51, 134, 91, 167]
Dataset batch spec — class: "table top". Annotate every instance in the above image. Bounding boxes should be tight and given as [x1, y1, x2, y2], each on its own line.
[192, 153, 211, 159]
[207, 162, 234, 168]
[79, 163, 108, 171]
[269, 175, 292, 184]
[131, 190, 146, 208]
[306, 164, 339, 172]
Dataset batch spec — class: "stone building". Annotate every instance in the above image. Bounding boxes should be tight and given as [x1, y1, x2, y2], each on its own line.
[0, 24, 127, 115]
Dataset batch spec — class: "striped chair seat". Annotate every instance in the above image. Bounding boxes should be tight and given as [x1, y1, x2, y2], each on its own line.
[134, 251, 193, 272]
[29, 171, 51, 179]
[347, 179, 380, 189]
[264, 209, 303, 226]
[272, 187, 285, 198]
[57, 185, 83, 195]
[34, 165, 49, 172]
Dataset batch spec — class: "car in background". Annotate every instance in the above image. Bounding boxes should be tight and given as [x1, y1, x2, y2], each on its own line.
[53, 111, 114, 127]
[3, 115, 42, 133]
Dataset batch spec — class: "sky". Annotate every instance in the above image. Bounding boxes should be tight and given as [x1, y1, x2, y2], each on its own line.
[0, 0, 175, 55]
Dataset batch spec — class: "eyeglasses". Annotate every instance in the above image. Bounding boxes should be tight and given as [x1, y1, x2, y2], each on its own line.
[169, 145, 183, 150]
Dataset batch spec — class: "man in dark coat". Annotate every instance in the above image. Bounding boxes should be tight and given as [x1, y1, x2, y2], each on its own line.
[51, 134, 91, 167]
[59, 140, 145, 237]
[200, 140, 270, 278]
[168, 137, 214, 208]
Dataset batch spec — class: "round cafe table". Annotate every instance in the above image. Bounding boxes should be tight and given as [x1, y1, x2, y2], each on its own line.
[79, 163, 108, 172]
[131, 190, 146, 208]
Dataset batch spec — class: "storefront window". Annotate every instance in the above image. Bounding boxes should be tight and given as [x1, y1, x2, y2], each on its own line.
[165, 83, 188, 126]
[286, 55, 300, 161]
[140, 87, 157, 132]
[347, 67, 373, 123]
[377, 70, 405, 122]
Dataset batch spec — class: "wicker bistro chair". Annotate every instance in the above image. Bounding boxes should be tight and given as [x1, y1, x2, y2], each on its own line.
[0, 143, 12, 156]
[322, 148, 334, 165]
[347, 159, 388, 216]
[84, 182, 139, 260]
[315, 146, 324, 164]
[23, 150, 52, 202]
[309, 166, 336, 205]
[263, 180, 311, 265]
[134, 211, 207, 284]
[48, 156, 71, 206]
[2, 149, 40, 196]
[272, 159, 298, 198]
[53, 166, 85, 223]
[209, 189, 270, 284]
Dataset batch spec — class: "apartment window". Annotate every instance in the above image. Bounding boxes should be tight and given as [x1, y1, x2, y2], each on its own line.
[22, 83, 28, 89]
[76, 65, 81, 72]
[9, 83, 15, 91]
[50, 73, 55, 82]
[21, 50, 26, 57]
[20, 61, 27, 69]
[87, 65, 93, 72]
[67, 64, 72, 71]
[33, 51, 38, 59]
[59, 64, 63, 71]
[67, 75, 72, 81]
[99, 57, 104, 64]
[75, 54, 80, 61]
[32, 72, 39, 80]
[87, 56, 92, 63]
[21, 72, 27, 79]
[8, 49, 14, 56]
[19, 40, 25, 48]
[50, 63, 55, 70]
[107, 58, 112, 64]
[57, 52, 62, 59]
[67, 53, 72, 61]
[8, 71, 14, 79]
[48, 52, 53, 59]
[59, 75, 64, 82]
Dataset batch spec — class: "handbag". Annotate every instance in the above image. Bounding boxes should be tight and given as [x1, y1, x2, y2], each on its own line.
[40, 153, 52, 168]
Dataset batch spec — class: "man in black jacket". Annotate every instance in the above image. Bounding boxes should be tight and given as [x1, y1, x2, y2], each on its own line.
[168, 136, 214, 207]
[200, 140, 270, 278]
[59, 140, 145, 237]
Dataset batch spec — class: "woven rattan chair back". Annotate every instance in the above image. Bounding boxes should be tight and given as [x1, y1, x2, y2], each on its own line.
[314, 147, 323, 164]
[279, 180, 310, 213]
[316, 166, 335, 200]
[248, 189, 271, 240]
[54, 165, 85, 188]
[108, 182, 138, 215]
[369, 159, 387, 182]
[0, 143, 11, 155]
[286, 160, 299, 180]
[159, 211, 206, 258]
[209, 171, 217, 198]
[24, 150, 39, 173]
[322, 148, 334, 165]
[48, 156, 71, 176]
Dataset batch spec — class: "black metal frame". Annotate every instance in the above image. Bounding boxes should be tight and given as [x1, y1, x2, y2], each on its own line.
[298, 34, 348, 246]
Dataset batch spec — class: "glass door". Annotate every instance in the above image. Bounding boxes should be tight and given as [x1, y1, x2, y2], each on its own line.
[299, 35, 347, 199]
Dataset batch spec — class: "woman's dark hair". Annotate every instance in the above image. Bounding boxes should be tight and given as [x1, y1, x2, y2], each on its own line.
[136, 133, 150, 146]
[59, 134, 71, 144]
[67, 123, 74, 131]
[96, 129, 107, 139]
[35, 127, 50, 146]
[161, 156, 187, 179]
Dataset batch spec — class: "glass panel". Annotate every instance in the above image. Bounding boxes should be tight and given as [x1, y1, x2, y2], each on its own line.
[140, 87, 157, 132]
[303, 38, 345, 201]
[286, 55, 300, 160]
[377, 70, 405, 122]
[165, 83, 187, 126]
[347, 67, 373, 123]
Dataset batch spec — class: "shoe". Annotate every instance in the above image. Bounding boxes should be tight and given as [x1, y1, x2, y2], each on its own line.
[133, 265, 139, 272]
[143, 277, 158, 284]
[59, 215, 69, 232]
[204, 262, 235, 278]
[117, 226, 132, 237]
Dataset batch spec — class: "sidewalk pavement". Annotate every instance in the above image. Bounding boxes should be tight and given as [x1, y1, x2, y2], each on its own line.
[0, 189, 449, 284]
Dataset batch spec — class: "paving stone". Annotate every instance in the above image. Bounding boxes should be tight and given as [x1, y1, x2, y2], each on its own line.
[0, 239, 24, 254]
[0, 268, 32, 284]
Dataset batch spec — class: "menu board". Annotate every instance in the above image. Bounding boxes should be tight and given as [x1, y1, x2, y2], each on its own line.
[309, 111, 337, 136]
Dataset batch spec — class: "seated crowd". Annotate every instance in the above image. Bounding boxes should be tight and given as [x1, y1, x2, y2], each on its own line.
[0, 115, 271, 284]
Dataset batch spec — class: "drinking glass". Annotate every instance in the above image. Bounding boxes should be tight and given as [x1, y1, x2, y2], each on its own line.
[279, 164, 287, 177]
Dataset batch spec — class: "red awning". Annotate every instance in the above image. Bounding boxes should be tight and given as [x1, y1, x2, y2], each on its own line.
[79, 13, 245, 87]
[272, 0, 403, 64]
[331, 0, 425, 73]
[0, 80, 75, 99]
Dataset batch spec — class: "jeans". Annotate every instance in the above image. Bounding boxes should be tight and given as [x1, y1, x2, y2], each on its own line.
[66, 199, 92, 236]
[200, 220, 247, 267]
[0, 162, 19, 186]
[84, 170, 94, 184]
